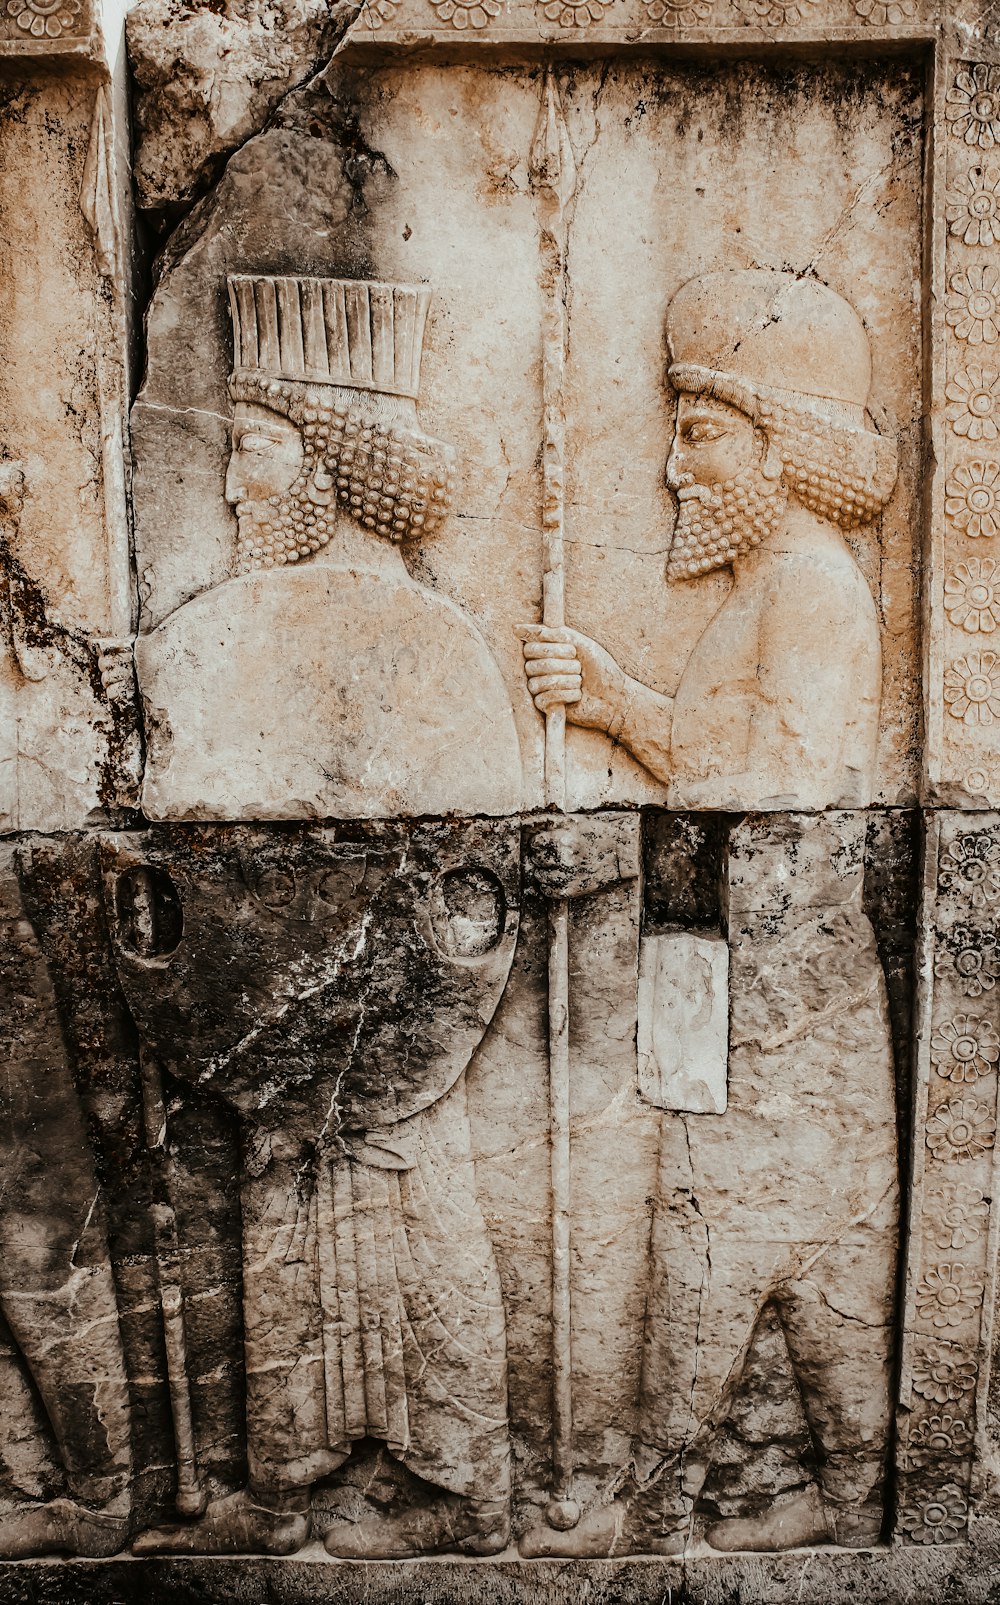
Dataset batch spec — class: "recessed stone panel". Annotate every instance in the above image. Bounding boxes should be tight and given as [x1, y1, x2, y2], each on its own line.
[5, 0, 1000, 1596]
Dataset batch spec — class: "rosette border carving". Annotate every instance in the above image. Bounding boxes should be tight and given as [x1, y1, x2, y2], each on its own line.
[899, 814, 1000, 1543]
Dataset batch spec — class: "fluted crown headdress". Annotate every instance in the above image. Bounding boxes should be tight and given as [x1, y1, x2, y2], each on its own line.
[228, 275, 431, 400]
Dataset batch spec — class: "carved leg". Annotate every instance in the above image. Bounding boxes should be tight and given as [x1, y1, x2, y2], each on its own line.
[0, 1495, 131, 1559]
[521, 1206, 767, 1558]
[775, 1231, 896, 1549]
[1, 1259, 132, 1518]
[0, 883, 132, 1557]
[705, 1485, 832, 1553]
[518, 1467, 692, 1559]
[623, 1209, 767, 1553]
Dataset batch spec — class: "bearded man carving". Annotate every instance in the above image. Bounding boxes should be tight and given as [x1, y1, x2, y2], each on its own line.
[523, 269, 898, 812]
[521, 270, 901, 1555]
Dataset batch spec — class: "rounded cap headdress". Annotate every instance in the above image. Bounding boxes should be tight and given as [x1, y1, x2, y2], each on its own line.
[666, 269, 897, 494]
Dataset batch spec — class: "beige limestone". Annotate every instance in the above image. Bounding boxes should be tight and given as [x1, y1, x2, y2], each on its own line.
[5, 0, 1000, 1594]
[637, 931, 729, 1114]
[0, 68, 136, 829]
[135, 274, 522, 820]
[131, 59, 923, 816]
[126, 0, 356, 210]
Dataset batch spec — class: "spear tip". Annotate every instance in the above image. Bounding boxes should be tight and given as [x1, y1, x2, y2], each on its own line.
[529, 67, 577, 209]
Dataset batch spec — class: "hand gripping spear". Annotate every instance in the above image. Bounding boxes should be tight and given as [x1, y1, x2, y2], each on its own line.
[529, 67, 580, 1535]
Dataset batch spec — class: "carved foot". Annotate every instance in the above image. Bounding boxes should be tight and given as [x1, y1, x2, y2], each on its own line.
[132, 1490, 310, 1556]
[523, 1470, 696, 1560]
[0, 1495, 130, 1558]
[829, 1502, 884, 1549]
[518, 1497, 688, 1558]
[706, 1486, 832, 1553]
[518, 1502, 621, 1558]
[322, 1494, 509, 1558]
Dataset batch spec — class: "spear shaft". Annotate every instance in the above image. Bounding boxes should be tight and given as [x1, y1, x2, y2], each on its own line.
[530, 67, 580, 1533]
[130, 871, 207, 1519]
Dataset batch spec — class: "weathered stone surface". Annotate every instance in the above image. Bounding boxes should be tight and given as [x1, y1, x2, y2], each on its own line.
[126, 0, 356, 212]
[637, 931, 729, 1113]
[132, 58, 922, 815]
[7, 0, 1000, 1594]
[0, 842, 132, 1559]
[0, 808, 920, 1570]
[7, 1539, 1000, 1605]
[0, 74, 136, 829]
[135, 275, 522, 820]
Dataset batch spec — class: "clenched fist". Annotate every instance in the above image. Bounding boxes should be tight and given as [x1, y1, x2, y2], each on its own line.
[518, 624, 627, 735]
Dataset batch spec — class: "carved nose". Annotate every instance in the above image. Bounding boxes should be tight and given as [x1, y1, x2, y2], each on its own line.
[224, 458, 244, 506]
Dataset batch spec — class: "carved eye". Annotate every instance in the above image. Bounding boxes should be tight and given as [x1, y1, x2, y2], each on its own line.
[255, 868, 296, 909]
[429, 867, 506, 959]
[115, 866, 183, 958]
[684, 420, 725, 443]
[237, 433, 281, 454]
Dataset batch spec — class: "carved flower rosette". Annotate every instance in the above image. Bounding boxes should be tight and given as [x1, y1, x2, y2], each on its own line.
[359, 0, 401, 25]
[733, 0, 816, 24]
[901, 814, 1000, 1543]
[427, 0, 501, 27]
[641, 0, 714, 26]
[932, 921, 1000, 995]
[540, 0, 614, 26]
[947, 165, 1000, 248]
[945, 461, 1000, 540]
[948, 66, 1000, 151]
[929, 1183, 990, 1251]
[4, 0, 82, 37]
[852, 0, 915, 20]
[898, 1484, 971, 1545]
[930, 1014, 1000, 1082]
[911, 1339, 978, 1406]
[903, 1411, 975, 1469]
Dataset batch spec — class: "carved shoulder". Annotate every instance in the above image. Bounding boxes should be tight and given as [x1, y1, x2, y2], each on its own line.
[753, 535, 881, 663]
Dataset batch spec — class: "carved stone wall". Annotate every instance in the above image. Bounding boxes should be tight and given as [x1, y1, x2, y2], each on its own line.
[4, 0, 1000, 1599]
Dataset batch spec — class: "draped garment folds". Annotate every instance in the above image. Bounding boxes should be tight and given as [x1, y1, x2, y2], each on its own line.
[241, 1081, 509, 1499]
[635, 814, 899, 1517]
[102, 821, 520, 1505]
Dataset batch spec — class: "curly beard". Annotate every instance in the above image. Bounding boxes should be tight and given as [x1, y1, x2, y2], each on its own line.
[666, 460, 788, 583]
[231, 407, 455, 576]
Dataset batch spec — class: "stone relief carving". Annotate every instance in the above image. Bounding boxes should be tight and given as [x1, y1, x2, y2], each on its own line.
[934, 62, 1000, 800]
[897, 813, 1000, 1545]
[525, 814, 899, 1557]
[8, 4, 1000, 1592]
[734, 0, 817, 24]
[636, 931, 729, 1115]
[0, 847, 132, 1559]
[519, 271, 902, 1556]
[2, 0, 81, 39]
[102, 821, 519, 1556]
[0, 466, 140, 827]
[643, 0, 716, 25]
[136, 275, 522, 824]
[947, 165, 1000, 246]
[521, 269, 899, 811]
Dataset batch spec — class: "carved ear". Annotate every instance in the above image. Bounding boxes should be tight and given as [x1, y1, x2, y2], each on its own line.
[307, 468, 334, 505]
[761, 440, 784, 482]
